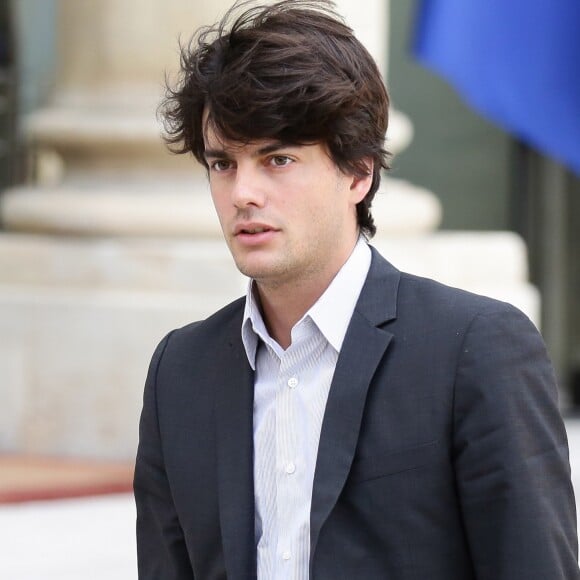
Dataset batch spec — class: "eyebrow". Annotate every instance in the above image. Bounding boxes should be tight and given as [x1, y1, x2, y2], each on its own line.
[203, 141, 295, 160]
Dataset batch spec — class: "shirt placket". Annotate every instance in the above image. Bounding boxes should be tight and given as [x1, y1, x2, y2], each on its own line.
[274, 347, 303, 579]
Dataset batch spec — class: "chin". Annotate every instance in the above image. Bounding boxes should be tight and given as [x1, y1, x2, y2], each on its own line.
[237, 260, 289, 285]
[234, 260, 269, 280]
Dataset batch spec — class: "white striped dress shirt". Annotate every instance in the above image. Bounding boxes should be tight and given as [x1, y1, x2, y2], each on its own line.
[242, 238, 372, 580]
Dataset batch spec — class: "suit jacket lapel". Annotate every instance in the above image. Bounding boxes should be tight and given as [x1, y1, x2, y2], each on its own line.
[214, 313, 257, 580]
[310, 248, 400, 561]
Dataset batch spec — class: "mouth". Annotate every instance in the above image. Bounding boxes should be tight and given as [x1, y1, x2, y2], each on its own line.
[234, 224, 277, 236]
[240, 227, 270, 234]
[233, 223, 279, 246]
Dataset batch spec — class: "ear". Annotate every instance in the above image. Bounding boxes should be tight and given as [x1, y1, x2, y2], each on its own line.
[349, 159, 374, 205]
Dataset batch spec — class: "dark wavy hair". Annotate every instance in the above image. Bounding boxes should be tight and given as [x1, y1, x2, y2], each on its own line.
[161, 0, 390, 238]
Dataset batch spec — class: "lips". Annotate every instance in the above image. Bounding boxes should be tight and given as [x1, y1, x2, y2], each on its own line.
[233, 223, 279, 246]
[234, 223, 277, 235]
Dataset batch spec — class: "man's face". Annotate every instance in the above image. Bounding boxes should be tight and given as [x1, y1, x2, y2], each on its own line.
[204, 123, 371, 292]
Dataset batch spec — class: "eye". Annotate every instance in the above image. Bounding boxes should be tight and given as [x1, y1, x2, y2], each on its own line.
[210, 159, 234, 172]
[269, 155, 293, 167]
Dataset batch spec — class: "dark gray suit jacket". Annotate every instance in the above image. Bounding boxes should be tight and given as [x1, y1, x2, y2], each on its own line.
[134, 248, 579, 579]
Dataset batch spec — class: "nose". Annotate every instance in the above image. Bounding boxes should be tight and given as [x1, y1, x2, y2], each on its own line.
[231, 164, 266, 209]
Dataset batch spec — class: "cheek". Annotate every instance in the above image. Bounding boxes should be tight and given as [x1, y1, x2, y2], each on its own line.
[210, 189, 228, 214]
[210, 196, 232, 232]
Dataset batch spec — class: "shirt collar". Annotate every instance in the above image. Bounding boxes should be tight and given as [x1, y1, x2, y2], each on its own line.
[241, 237, 371, 369]
[241, 283, 272, 369]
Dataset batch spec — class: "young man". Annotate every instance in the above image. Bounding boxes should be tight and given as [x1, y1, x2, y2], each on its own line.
[134, 1, 579, 578]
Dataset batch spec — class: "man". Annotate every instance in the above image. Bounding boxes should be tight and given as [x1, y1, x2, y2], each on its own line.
[134, 1, 579, 578]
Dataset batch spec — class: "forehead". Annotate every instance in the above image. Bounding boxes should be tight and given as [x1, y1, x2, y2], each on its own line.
[201, 108, 248, 150]
[203, 121, 325, 161]
[202, 107, 323, 154]
[203, 128, 280, 161]
[202, 121, 248, 151]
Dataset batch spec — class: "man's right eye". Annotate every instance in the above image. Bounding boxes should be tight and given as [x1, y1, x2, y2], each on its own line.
[210, 160, 233, 172]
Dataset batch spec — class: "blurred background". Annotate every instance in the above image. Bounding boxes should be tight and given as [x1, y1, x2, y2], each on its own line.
[0, 0, 579, 577]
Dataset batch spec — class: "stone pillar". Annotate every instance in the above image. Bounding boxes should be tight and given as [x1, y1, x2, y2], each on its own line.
[55, 1, 226, 101]
[2, 0, 242, 237]
[22, 0, 234, 183]
[336, 0, 389, 79]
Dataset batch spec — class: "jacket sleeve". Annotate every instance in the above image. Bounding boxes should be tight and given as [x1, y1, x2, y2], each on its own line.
[134, 332, 195, 579]
[453, 303, 579, 579]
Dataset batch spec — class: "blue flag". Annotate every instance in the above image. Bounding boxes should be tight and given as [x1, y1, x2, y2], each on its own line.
[414, 0, 580, 175]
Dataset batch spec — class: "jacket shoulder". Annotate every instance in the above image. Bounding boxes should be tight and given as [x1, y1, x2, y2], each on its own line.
[397, 270, 527, 324]
[367, 245, 528, 328]
[175, 296, 245, 336]
[158, 296, 245, 356]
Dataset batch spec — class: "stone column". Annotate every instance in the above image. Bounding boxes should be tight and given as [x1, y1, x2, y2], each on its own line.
[336, 0, 389, 78]
[32, 0, 233, 179]
[1, 0, 234, 235]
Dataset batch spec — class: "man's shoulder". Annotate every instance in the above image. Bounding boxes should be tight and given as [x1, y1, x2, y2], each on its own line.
[400, 268, 527, 325]
[162, 296, 246, 352]
[179, 296, 245, 333]
[369, 247, 528, 326]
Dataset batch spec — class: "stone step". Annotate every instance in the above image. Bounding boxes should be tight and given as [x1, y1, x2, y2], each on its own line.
[0, 230, 529, 292]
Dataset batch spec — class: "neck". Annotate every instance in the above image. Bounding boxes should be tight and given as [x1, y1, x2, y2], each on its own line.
[256, 281, 324, 349]
[255, 238, 359, 349]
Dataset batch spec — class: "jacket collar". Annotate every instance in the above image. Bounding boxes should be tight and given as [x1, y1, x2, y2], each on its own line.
[355, 245, 400, 326]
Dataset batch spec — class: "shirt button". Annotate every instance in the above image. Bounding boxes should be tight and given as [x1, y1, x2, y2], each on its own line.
[285, 462, 296, 474]
[282, 551, 291, 561]
[287, 377, 298, 388]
